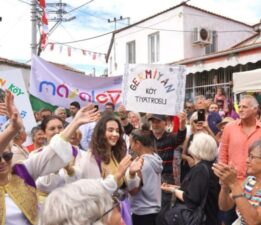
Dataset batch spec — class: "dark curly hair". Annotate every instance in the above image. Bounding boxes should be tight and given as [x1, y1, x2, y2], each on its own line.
[90, 115, 126, 164]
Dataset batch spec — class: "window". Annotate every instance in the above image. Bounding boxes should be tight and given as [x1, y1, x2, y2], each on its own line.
[126, 41, 136, 64]
[148, 32, 160, 63]
[205, 31, 217, 54]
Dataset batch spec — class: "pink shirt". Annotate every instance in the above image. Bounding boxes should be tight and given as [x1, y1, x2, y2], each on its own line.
[219, 120, 261, 181]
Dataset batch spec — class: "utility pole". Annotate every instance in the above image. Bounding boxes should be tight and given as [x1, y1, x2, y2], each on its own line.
[107, 16, 130, 71]
[32, 0, 76, 56]
[31, 0, 37, 56]
[47, 1, 76, 23]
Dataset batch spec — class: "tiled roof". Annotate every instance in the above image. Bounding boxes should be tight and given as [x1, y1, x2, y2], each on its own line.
[0, 56, 85, 74]
[0, 57, 30, 68]
[171, 41, 261, 65]
[231, 33, 260, 48]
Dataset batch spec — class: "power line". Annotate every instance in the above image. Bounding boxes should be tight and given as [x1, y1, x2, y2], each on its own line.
[52, 25, 254, 45]
[16, 0, 31, 5]
[60, 23, 84, 49]
[0, 10, 28, 41]
[54, 30, 113, 44]
[67, 0, 95, 14]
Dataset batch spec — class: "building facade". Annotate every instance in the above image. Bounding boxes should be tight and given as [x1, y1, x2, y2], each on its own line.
[106, 2, 255, 77]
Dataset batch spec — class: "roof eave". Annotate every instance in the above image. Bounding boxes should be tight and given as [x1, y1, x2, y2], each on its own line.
[171, 42, 261, 65]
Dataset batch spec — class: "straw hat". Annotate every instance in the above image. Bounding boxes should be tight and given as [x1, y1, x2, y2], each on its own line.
[216, 117, 234, 130]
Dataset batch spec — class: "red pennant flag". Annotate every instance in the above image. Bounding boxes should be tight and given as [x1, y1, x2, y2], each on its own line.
[41, 33, 47, 49]
[42, 12, 48, 26]
[92, 52, 97, 60]
[39, 0, 46, 8]
[50, 43, 54, 51]
[68, 47, 71, 56]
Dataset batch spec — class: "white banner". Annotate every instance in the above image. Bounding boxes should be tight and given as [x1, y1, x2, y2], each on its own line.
[29, 55, 122, 109]
[0, 69, 36, 132]
[122, 64, 186, 115]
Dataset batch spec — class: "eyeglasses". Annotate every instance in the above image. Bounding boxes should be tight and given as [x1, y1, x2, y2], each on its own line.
[0, 152, 13, 162]
[95, 196, 120, 222]
[248, 154, 261, 161]
[94, 190, 127, 222]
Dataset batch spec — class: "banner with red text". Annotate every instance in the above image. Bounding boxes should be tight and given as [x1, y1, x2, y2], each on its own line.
[30, 55, 122, 109]
[122, 64, 186, 115]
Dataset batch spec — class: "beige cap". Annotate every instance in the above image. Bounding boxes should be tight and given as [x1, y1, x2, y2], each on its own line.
[216, 117, 234, 130]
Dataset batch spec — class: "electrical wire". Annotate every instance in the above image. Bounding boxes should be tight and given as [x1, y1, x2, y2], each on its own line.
[0, 10, 28, 41]
[67, 0, 95, 14]
[60, 23, 84, 49]
[42, 0, 256, 45]
[51, 25, 254, 45]
[16, 0, 31, 5]
[54, 30, 113, 44]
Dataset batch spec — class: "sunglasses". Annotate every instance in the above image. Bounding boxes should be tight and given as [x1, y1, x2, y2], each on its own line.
[0, 151, 13, 162]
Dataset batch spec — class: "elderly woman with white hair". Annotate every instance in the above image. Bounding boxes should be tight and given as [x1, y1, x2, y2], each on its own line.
[38, 179, 122, 225]
[38, 154, 141, 225]
[159, 132, 220, 225]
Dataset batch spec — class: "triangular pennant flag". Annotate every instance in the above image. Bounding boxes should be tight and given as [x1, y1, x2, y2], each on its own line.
[50, 43, 54, 51]
[59, 45, 63, 53]
[92, 52, 97, 60]
[41, 33, 47, 49]
[68, 47, 71, 56]
[39, 0, 46, 8]
[82, 49, 86, 55]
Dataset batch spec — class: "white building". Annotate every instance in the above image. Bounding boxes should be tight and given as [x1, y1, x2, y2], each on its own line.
[106, 2, 256, 76]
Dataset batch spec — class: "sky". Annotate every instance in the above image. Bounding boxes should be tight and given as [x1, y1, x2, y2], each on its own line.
[0, 0, 260, 76]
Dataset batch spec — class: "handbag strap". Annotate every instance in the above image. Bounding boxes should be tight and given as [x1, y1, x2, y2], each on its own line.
[199, 163, 210, 210]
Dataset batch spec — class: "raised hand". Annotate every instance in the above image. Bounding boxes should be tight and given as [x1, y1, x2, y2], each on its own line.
[129, 156, 144, 176]
[118, 104, 128, 120]
[178, 111, 187, 130]
[73, 104, 100, 126]
[114, 155, 132, 181]
[4, 90, 23, 131]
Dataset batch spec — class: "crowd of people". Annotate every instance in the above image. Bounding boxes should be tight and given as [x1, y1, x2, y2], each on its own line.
[0, 87, 261, 225]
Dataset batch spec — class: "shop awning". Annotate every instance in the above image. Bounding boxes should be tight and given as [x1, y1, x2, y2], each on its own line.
[233, 68, 261, 93]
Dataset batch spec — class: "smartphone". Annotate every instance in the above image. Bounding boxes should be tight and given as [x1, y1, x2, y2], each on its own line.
[0, 89, 5, 103]
[197, 109, 205, 122]
[94, 105, 99, 111]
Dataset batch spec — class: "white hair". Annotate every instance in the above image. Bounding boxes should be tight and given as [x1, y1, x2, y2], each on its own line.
[37, 179, 113, 225]
[240, 95, 259, 109]
[188, 132, 218, 161]
[54, 107, 66, 115]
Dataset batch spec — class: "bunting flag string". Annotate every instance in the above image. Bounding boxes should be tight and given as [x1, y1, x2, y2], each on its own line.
[45, 43, 107, 61]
